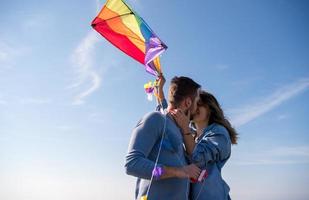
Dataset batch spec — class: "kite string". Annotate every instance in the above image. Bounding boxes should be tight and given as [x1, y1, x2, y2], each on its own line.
[193, 179, 206, 200]
[191, 131, 210, 200]
[145, 109, 167, 198]
[146, 111, 192, 199]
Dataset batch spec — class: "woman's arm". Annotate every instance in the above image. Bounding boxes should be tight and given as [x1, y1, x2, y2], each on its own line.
[182, 133, 196, 155]
[156, 73, 166, 103]
[155, 74, 168, 111]
[191, 126, 231, 168]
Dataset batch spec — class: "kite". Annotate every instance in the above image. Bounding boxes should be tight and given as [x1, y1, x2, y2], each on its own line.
[91, 0, 167, 78]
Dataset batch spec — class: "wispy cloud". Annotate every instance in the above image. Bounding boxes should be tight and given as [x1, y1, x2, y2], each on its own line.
[68, 0, 145, 105]
[69, 0, 127, 105]
[69, 31, 101, 105]
[233, 146, 309, 166]
[230, 78, 309, 127]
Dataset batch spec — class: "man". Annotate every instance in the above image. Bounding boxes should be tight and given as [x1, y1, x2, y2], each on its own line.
[125, 76, 201, 200]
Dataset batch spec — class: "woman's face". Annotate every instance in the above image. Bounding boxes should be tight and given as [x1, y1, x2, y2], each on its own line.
[193, 103, 210, 123]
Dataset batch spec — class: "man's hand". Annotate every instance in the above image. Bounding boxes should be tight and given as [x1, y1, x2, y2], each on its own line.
[162, 164, 201, 180]
[177, 164, 201, 179]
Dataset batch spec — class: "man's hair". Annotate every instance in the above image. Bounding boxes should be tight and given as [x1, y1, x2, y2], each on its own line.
[168, 76, 201, 107]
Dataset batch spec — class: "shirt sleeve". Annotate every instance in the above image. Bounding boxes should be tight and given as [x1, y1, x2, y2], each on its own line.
[155, 98, 168, 111]
[191, 126, 231, 168]
[125, 112, 165, 180]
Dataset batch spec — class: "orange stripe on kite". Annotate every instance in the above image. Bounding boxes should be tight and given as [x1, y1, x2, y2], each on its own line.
[92, 17, 145, 64]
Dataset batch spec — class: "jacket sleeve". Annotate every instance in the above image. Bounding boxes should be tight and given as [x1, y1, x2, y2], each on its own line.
[125, 112, 165, 179]
[155, 98, 168, 111]
[191, 126, 231, 168]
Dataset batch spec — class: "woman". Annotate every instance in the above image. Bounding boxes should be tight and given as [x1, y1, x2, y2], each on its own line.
[156, 75, 238, 200]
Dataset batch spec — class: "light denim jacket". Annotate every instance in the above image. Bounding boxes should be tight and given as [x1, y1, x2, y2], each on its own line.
[190, 123, 231, 200]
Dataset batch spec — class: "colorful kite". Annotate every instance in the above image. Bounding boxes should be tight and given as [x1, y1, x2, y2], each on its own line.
[91, 0, 167, 77]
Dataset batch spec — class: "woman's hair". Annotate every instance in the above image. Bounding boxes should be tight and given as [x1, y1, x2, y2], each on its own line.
[198, 90, 238, 144]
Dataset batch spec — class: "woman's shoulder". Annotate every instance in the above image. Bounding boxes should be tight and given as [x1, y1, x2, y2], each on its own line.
[207, 123, 229, 137]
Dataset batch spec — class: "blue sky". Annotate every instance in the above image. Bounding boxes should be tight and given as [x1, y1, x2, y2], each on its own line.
[0, 0, 308, 199]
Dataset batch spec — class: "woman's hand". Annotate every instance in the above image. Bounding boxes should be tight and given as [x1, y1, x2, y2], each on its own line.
[169, 109, 191, 134]
[158, 73, 166, 89]
[155, 73, 166, 101]
[170, 109, 196, 155]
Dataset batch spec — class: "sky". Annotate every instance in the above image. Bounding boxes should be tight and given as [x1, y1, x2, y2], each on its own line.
[0, 0, 308, 200]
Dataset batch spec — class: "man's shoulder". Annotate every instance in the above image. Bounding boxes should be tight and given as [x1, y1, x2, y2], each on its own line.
[135, 112, 166, 135]
[142, 111, 165, 123]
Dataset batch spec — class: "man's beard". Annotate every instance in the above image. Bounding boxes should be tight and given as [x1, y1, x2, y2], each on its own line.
[190, 111, 197, 120]
[185, 107, 195, 120]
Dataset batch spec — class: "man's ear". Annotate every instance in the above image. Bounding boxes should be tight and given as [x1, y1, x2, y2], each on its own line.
[185, 97, 192, 109]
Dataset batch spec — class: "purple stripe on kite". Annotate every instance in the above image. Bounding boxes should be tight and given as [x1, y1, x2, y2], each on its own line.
[145, 61, 157, 76]
[145, 37, 167, 65]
